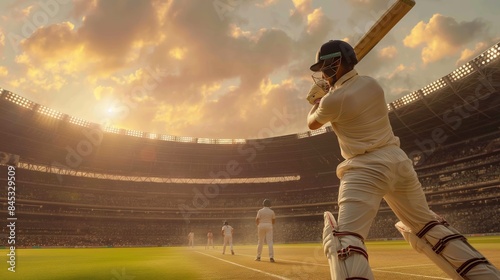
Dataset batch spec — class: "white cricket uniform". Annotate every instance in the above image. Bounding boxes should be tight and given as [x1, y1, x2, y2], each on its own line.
[221, 225, 233, 254]
[256, 207, 275, 258]
[188, 232, 194, 247]
[311, 69, 500, 279]
[311, 69, 436, 236]
[207, 232, 214, 249]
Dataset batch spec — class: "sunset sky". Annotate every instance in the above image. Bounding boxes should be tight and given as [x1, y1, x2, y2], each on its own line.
[1, 0, 499, 139]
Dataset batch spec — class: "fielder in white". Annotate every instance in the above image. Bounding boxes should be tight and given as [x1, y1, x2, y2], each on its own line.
[206, 230, 214, 249]
[221, 221, 234, 255]
[307, 39, 500, 280]
[187, 231, 195, 248]
[255, 199, 276, 263]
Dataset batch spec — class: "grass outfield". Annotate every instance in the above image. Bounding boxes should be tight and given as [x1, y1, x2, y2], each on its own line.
[1, 236, 499, 280]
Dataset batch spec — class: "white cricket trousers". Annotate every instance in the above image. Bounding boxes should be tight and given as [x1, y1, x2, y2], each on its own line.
[335, 144, 437, 238]
[334, 144, 500, 279]
[257, 223, 274, 258]
[223, 236, 233, 253]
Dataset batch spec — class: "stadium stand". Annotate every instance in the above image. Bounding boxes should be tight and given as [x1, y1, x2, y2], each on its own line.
[0, 42, 499, 247]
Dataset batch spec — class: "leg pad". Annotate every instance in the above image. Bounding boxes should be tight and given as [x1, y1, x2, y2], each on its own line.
[323, 211, 374, 280]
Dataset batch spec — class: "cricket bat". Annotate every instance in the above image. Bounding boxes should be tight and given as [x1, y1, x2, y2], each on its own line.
[354, 0, 416, 61]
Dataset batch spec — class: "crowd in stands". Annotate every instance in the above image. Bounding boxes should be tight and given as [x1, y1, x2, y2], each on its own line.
[2, 200, 496, 248]
[0, 134, 498, 247]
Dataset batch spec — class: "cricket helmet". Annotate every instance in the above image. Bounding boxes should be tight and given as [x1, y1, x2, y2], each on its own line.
[263, 199, 271, 207]
[310, 40, 358, 72]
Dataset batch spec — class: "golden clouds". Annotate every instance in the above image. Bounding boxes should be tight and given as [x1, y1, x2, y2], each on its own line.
[0, 28, 4, 58]
[0, 29, 4, 47]
[21, 5, 35, 18]
[229, 24, 252, 39]
[20, 22, 79, 60]
[0, 66, 8, 77]
[258, 78, 280, 106]
[17, 21, 90, 78]
[379, 45, 397, 59]
[307, 9, 325, 34]
[153, 102, 203, 135]
[200, 83, 222, 100]
[456, 42, 489, 66]
[11, 22, 90, 92]
[387, 64, 413, 80]
[404, 14, 487, 64]
[256, 0, 278, 8]
[169, 47, 187, 60]
[93, 85, 114, 101]
[292, 0, 312, 14]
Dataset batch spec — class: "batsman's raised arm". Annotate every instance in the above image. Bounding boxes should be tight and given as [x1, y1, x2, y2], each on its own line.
[307, 103, 323, 130]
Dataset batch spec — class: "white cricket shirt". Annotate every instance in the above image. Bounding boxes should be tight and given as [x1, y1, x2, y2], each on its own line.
[256, 207, 275, 224]
[222, 225, 233, 236]
[311, 69, 400, 159]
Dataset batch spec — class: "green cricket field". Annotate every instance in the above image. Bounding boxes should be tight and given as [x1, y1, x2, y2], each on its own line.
[1, 236, 499, 279]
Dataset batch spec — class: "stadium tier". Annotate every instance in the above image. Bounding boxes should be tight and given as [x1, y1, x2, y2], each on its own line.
[0, 42, 499, 247]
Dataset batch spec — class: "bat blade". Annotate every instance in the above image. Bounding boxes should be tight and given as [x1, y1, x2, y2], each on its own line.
[354, 0, 416, 61]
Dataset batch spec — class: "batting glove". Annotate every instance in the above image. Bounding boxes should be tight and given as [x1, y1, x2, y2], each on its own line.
[306, 80, 330, 105]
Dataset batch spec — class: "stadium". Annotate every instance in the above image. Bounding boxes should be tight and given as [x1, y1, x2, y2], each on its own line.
[1, 37, 500, 279]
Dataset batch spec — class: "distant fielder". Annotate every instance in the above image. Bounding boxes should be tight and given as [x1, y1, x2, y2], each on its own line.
[255, 199, 275, 263]
[221, 221, 234, 255]
[206, 229, 215, 249]
[187, 230, 195, 248]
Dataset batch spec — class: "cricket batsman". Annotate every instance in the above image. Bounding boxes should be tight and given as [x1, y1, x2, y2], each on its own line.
[307, 39, 500, 280]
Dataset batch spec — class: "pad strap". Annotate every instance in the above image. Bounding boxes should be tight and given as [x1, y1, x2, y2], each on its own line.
[337, 245, 369, 260]
[416, 220, 440, 238]
[457, 257, 490, 276]
[432, 234, 466, 254]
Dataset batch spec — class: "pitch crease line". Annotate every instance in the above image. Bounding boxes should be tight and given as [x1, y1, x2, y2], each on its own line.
[371, 269, 451, 280]
[375, 263, 439, 269]
[196, 251, 291, 280]
[236, 253, 329, 267]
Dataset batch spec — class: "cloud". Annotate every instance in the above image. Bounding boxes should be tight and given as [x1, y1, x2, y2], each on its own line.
[77, 0, 163, 71]
[255, 0, 278, 8]
[404, 14, 487, 64]
[55, 0, 299, 138]
[378, 45, 397, 59]
[347, 0, 394, 42]
[288, 5, 334, 79]
[72, 0, 98, 20]
[0, 66, 8, 77]
[0, 28, 4, 57]
[376, 63, 418, 101]
[306, 8, 326, 34]
[20, 22, 80, 62]
[93, 85, 114, 101]
[456, 41, 490, 66]
[289, 0, 313, 24]
[292, 0, 312, 15]
[6, 0, 450, 139]
[12, 22, 88, 92]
